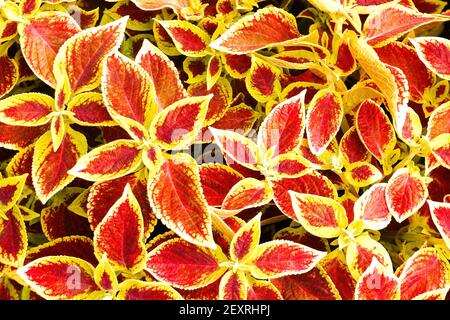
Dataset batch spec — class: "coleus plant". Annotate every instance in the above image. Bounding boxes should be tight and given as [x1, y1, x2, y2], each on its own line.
[0, 0, 449, 301]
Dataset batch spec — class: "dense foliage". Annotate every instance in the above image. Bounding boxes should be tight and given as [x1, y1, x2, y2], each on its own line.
[0, 0, 449, 300]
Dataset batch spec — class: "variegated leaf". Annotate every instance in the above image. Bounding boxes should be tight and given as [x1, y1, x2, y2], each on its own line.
[147, 153, 215, 248]
[0, 206, 27, 267]
[102, 52, 156, 127]
[150, 95, 211, 150]
[229, 213, 261, 262]
[146, 238, 227, 289]
[32, 128, 87, 204]
[346, 233, 393, 281]
[17, 256, 99, 300]
[155, 20, 211, 57]
[306, 90, 344, 156]
[53, 17, 128, 95]
[410, 37, 450, 80]
[136, 39, 187, 111]
[354, 183, 391, 230]
[257, 90, 306, 157]
[363, 4, 440, 47]
[356, 100, 396, 162]
[94, 184, 146, 274]
[0, 93, 52, 126]
[219, 270, 248, 300]
[20, 11, 81, 87]
[69, 140, 142, 182]
[116, 279, 183, 300]
[427, 200, 450, 250]
[354, 258, 400, 300]
[0, 56, 18, 99]
[210, 127, 261, 171]
[210, 7, 302, 54]
[249, 240, 326, 279]
[290, 192, 348, 238]
[386, 168, 428, 223]
[399, 247, 450, 300]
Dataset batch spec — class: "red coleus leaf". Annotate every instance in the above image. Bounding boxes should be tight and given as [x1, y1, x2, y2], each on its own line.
[53, 17, 128, 95]
[155, 20, 210, 57]
[320, 250, 356, 300]
[201, 104, 257, 143]
[25, 236, 97, 266]
[222, 53, 252, 79]
[0, 174, 27, 212]
[187, 79, 232, 127]
[116, 279, 183, 300]
[146, 238, 227, 289]
[87, 171, 156, 238]
[7, 146, 33, 186]
[354, 183, 391, 230]
[269, 172, 337, 221]
[94, 254, 118, 291]
[265, 153, 313, 179]
[363, 4, 440, 47]
[210, 127, 261, 171]
[136, 39, 187, 111]
[339, 126, 371, 165]
[199, 163, 243, 207]
[150, 95, 211, 150]
[0, 206, 27, 267]
[40, 190, 92, 240]
[32, 128, 87, 204]
[17, 256, 99, 300]
[20, 11, 81, 87]
[207, 56, 222, 90]
[229, 213, 261, 262]
[427, 200, 450, 249]
[356, 99, 396, 161]
[67, 92, 115, 126]
[0, 56, 18, 99]
[346, 233, 393, 280]
[427, 102, 450, 169]
[271, 266, 341, 300]
[247, 278, 282, 300]
[306, 90, 344, 156]
[210, 7, 302, 54]
[345, 162, 382, 188]
[220, 178, 273, 214]
[375, 41, 434, 102]
[219, 270, 248, 300]
[410, 37, 450, 80]
[102, 51, 155, 127]
[257, 90, 306, 157]
[354, 258, 400, 300]
[290, 192, 348, 238]
[147, 153, 215, 248]
[249, 240, 326, 279]
[94, 184, 146, 273]
[0, 93, 53, 126]
[385, 168, 428, 223]
[69, 140, 142, 182]
[0, 123, 47, 150]
[245, 56, 281, 103]
[399, 247, 450, 300]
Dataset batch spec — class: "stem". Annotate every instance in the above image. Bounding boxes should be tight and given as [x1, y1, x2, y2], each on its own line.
[261, 214, 289, 226]
[392, 149, 418, 172]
